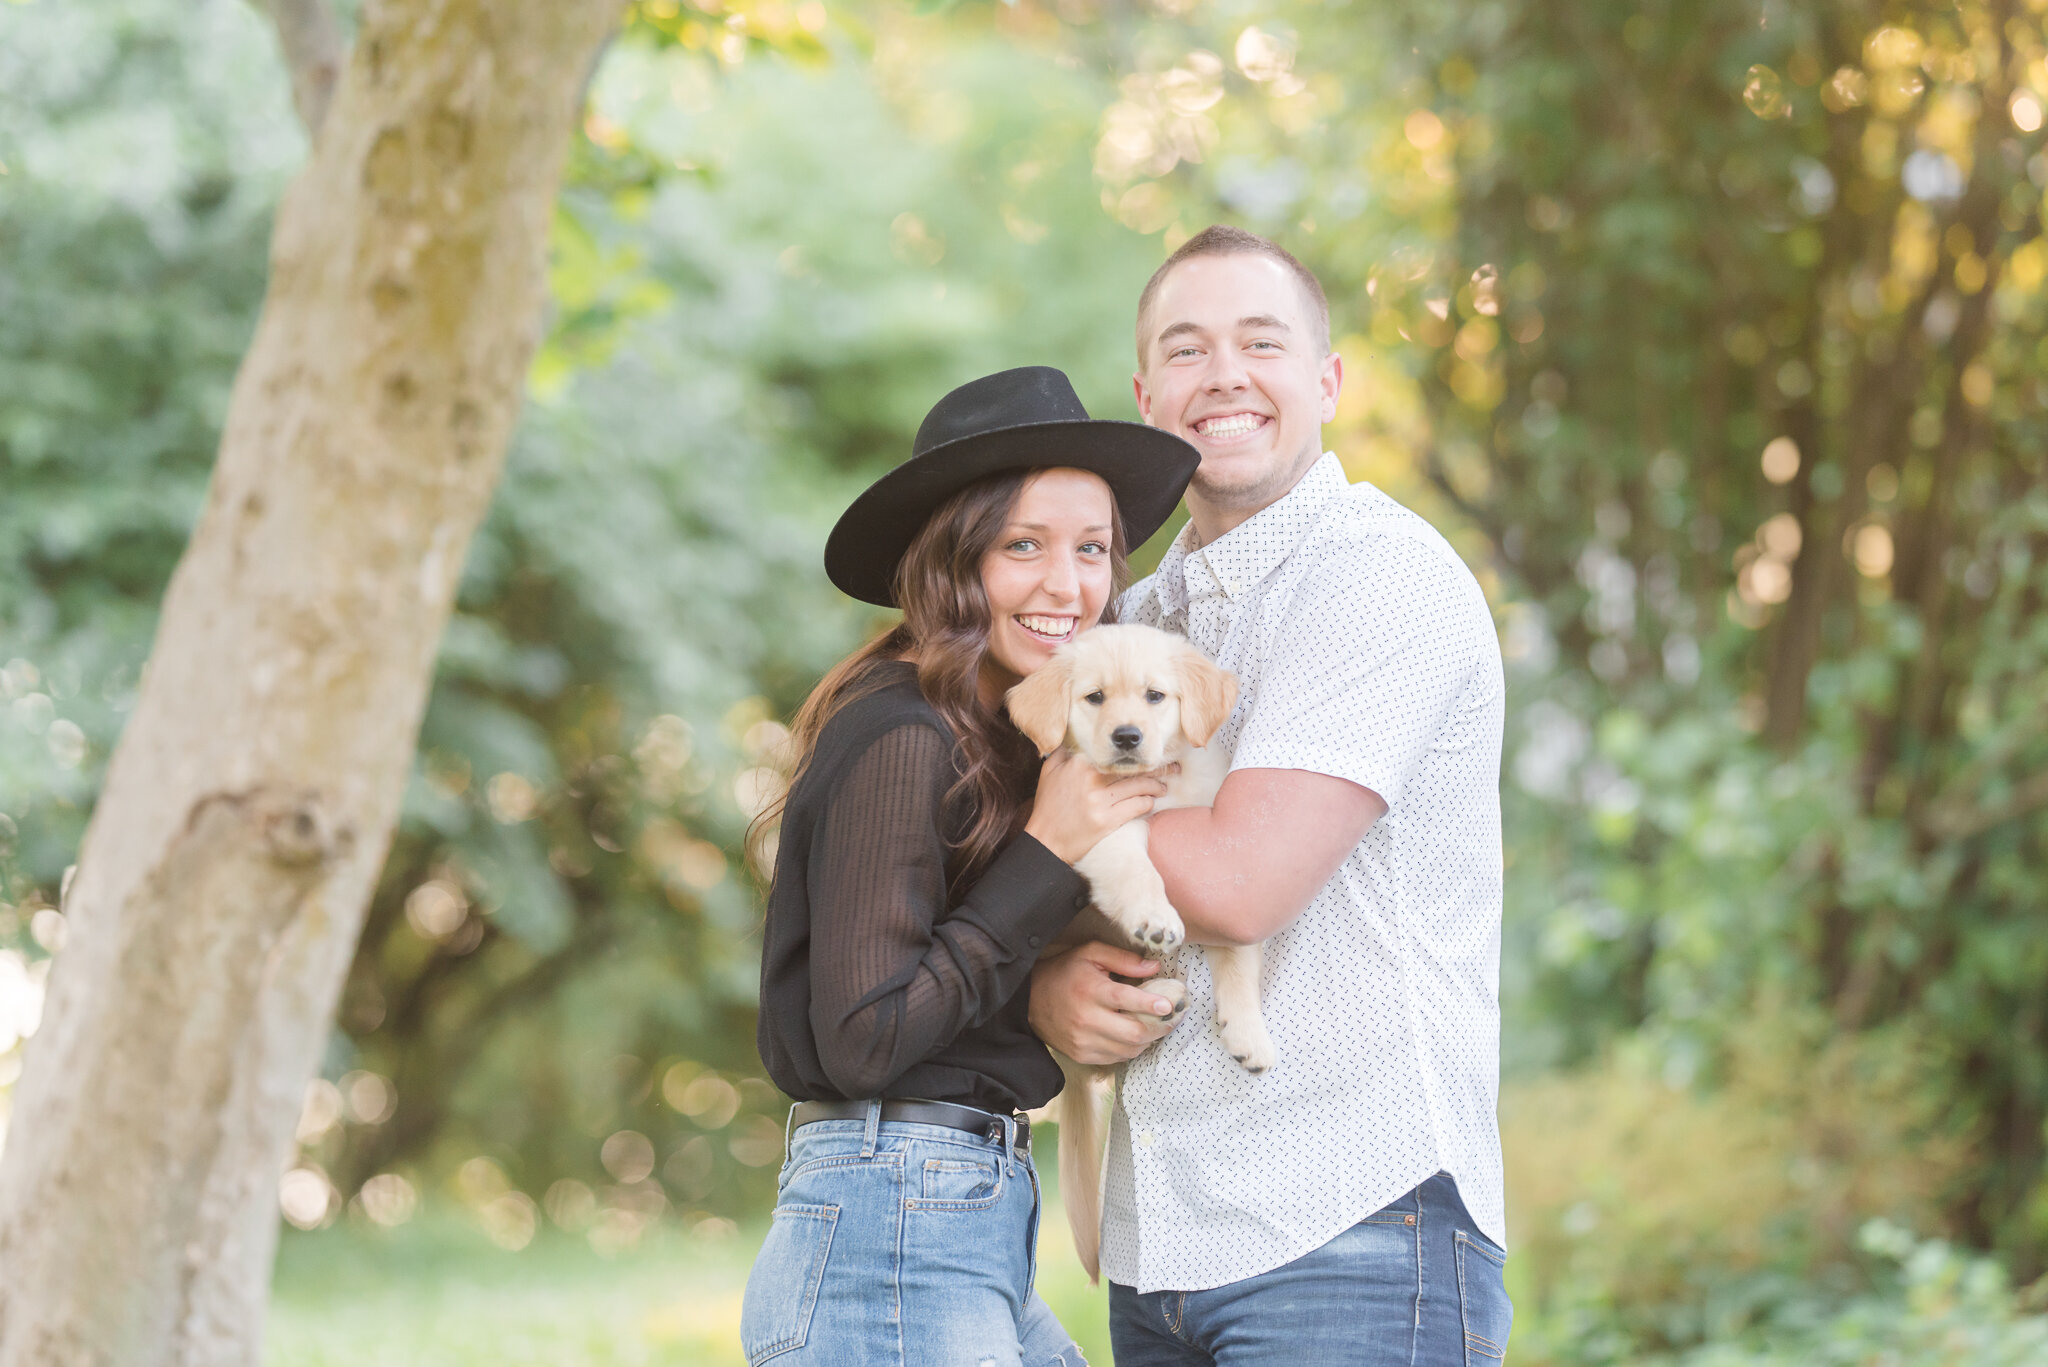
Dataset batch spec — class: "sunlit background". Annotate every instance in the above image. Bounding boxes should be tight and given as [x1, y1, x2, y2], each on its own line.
[6, 0, 2048, 1361]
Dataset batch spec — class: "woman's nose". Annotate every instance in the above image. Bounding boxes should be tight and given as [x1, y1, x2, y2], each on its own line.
[1041, 553, 1080, 601]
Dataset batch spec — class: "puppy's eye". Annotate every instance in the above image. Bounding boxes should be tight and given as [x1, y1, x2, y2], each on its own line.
[1084, 691, 1106, 706]
[1145, 689, 1165, 704]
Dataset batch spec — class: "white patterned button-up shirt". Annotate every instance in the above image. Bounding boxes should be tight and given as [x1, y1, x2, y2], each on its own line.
[1100, 453, 1506, 1293]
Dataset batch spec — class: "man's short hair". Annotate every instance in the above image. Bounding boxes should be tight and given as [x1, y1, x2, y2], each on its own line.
[1135, 224, 1332, 364]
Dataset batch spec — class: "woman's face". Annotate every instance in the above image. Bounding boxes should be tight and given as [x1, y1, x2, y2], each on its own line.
[978, 468, 1116, 697]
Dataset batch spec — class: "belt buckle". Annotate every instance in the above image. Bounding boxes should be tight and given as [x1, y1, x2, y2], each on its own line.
[985, 1116, 1030, 1157]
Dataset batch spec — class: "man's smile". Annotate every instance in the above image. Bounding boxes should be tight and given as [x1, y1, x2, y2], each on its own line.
[1192, 411, 1272, 442]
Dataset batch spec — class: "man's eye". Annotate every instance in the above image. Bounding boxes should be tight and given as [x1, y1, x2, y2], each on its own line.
[1085, 691, 1106, 705]
[1145, 689, 1165, 704]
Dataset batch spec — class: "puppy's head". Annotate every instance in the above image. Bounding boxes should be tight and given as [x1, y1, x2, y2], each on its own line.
[1005, 624, 1238, 770]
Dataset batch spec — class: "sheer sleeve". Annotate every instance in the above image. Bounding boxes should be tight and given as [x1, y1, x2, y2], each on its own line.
[805, 722, 1087, 1098]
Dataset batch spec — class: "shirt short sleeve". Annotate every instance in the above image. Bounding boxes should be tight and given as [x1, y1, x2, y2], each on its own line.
[1230, 532, 1488, 808]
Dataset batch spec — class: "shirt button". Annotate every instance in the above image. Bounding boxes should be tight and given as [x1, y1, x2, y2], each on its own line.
[1072, 892, 1090, 910]
[1026, 934, 1041, 948]
[1137, 1130, 1155, 1149]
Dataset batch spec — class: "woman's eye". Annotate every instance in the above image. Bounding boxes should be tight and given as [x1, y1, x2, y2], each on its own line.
[1145, 689, 1165, 704]
[1079, 540, 1108, 555]
[1084, 691, 1106, 705]
[1008, 539, 1039, 553]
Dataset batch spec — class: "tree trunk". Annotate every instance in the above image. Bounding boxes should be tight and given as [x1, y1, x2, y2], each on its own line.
[0, 2, 620, 1362]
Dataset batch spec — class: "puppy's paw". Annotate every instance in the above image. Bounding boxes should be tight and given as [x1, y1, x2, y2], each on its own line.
[1101, 894, 1185, 954]
[1128, 905, 1185, 954]
[1148, 977, 1188, 1021]
[1218, 1016, 1278, 1075]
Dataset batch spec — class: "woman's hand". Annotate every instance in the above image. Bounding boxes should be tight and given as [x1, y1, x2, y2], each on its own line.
[1022, 749, 1167, 864]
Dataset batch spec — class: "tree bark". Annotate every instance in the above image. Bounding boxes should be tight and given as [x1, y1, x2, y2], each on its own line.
[249, 0, 345, 137]
[0, 1, 621, 1362]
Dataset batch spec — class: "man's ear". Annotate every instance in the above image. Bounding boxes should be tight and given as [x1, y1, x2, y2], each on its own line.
[1005, 654, 1075, 756]
[1175, 646, 1238, 747]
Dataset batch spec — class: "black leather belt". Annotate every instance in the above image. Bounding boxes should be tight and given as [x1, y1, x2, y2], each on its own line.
[791, 1098, 1030, 1152]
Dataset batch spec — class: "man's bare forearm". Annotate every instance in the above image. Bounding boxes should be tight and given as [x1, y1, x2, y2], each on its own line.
[1148, 768, 1387, 945]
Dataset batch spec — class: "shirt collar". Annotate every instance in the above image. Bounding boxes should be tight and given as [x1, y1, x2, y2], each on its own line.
[1160, 452, 1346, 606]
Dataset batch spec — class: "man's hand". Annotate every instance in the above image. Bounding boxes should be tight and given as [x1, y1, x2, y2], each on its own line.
[1029, 942, 1181, 1065]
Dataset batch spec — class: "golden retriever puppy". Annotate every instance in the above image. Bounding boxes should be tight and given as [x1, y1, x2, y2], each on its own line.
[1006, 623, 1275, 1280]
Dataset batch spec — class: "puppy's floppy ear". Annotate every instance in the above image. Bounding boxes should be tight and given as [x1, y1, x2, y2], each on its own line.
[1005, 653, 1076, 756]
[1174, 644, 1239, 747]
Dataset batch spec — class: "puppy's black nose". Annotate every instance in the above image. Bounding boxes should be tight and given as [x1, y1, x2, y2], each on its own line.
[1111, 725, 1143, 752]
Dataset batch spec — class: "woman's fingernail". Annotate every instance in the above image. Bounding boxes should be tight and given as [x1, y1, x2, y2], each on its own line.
[1153, 999, 1170, 1014]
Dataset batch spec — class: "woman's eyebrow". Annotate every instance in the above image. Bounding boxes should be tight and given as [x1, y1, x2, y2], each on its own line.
[1008, 522, 1113, 534]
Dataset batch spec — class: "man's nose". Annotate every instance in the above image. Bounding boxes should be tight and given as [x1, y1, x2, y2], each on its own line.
[1111, 725, 1143, 752]
[1204, 348, 1248, 391]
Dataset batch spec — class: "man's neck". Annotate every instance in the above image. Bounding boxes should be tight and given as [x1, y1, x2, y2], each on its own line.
[1185, 448, 1324, 548]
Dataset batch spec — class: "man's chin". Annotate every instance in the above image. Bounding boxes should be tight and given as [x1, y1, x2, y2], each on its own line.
[1192, 447, 1315, 506]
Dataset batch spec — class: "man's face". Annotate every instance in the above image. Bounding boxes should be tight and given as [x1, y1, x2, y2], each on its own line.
[1133, 252, 1342, 516]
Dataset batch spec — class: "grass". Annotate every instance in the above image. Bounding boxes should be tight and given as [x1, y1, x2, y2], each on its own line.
[267, 1174, 1114, 1366]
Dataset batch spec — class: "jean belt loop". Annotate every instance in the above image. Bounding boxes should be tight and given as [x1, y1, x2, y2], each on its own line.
[1000, 1112, 1018, 1175]
[860, 1098, 883, 1158]
[782, 1102, 800, 1166]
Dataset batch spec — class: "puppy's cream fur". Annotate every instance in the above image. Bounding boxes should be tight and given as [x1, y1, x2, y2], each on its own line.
[1007, 624, 1276, 1282]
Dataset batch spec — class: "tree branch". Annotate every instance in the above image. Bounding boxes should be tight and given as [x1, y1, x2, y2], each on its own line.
[249, 0, 345, 138]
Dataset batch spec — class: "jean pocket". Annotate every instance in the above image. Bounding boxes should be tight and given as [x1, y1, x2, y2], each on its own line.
[741, 1202, 839, 1364]
[1454, 1230, 1511, 1363]
[909, 1155, 1003, 1210]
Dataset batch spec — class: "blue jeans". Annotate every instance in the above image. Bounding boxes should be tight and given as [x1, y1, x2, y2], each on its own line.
[1109, 1172, 1511, 1366]
[740, 1103, 1087, 1366]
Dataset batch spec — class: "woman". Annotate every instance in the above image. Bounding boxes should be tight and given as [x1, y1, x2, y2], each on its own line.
[742, 367, 1200, 1366]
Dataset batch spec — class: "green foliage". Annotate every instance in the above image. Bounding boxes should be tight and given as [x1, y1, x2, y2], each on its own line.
[1669, 1221, 2048, 1367]
[0, 0, 294, 926]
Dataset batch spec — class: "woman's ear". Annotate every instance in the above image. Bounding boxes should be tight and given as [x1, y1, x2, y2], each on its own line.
[1005, 655, 1075, 756]
[1175, 646, 1239, 747]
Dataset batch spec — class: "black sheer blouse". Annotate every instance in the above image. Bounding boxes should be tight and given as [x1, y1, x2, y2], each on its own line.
[757, 661, 1090, 1112]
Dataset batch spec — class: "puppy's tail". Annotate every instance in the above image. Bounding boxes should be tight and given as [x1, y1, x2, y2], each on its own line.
[1054, 1055, 1110, 1284]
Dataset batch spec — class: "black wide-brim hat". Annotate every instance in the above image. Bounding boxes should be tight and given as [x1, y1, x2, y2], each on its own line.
[825, 366, 1200, 607]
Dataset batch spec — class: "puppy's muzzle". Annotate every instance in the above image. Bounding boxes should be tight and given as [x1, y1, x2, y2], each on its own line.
[1110, 725, 1143, 755]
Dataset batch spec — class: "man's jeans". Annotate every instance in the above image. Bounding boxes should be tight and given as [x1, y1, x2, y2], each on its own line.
[1109, 1172, 1511, 1366]
[740, 1105, 1087, 1366]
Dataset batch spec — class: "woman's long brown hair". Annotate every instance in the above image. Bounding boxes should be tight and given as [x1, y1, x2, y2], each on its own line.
[757, 469, 1131, 891]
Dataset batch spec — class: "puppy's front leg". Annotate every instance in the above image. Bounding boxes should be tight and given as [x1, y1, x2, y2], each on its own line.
[1074, 821, 1185, 953]
[1206, 943, 1276, 1074]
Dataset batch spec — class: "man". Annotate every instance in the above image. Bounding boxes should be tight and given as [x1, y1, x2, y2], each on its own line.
[1029, 225, 1510, 1364]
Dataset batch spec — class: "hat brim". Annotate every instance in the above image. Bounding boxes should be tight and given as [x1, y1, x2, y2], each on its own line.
[825, 419, 1201, 608]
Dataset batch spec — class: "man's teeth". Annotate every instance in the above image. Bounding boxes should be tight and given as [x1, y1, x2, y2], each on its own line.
[1197, 413, 1264, 438]
[1017, 614, 1075, 638]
